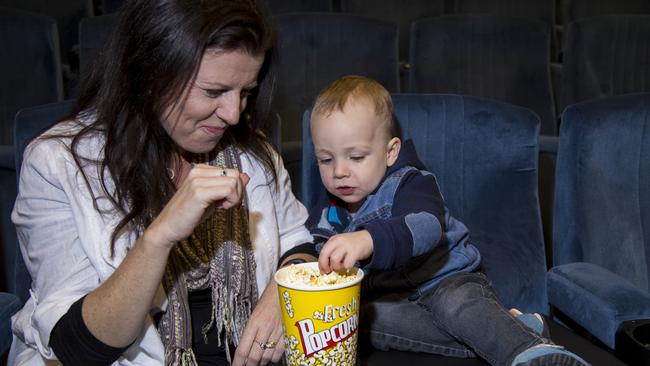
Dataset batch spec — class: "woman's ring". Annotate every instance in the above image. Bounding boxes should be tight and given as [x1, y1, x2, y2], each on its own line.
[258, 340, 277, 350]
[221, 169, 227, 176]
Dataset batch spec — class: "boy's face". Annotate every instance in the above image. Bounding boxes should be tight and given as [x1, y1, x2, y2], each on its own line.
[311, 98, 400, 212]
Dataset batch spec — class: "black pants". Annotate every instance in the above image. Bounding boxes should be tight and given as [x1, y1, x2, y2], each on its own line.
[190, 289, 232, 366]
[189, 289, 284, 366]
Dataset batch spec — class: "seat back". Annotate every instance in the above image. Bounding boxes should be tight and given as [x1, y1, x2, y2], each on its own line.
[560, 15, 650, 112]
[0, 7, 63, 145]
[451, 0, 555, 25]
[100, 0, 125, 14]
[273, 12, 399, 143]
[0, 0, 94, 64]
[553, 93, 650, 292]
[340, 0, 446, 63]
[12, 100, 75, 303]
[79, 13, 118, 78]
[258, 0, 332, 14]
[409, 15, 556, 135]
[563, 0, 650, 26]
[302, 94, 548, 313]
[450, 0, 558, 59]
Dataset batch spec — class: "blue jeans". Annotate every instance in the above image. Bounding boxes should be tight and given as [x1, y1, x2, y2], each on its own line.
[359, 272, 546, 366]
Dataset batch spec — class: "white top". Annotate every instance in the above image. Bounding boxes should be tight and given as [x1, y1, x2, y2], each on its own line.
[8, 121, 312, 365]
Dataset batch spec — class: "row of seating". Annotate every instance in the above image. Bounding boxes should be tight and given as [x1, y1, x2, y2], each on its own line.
[305, 92, 650, 362]
[3, 4, 649, 147]
[1, 93, 648, 364]
[71, 11, 650, 143]
[1, 0, 647, 82]
[4, 0, 647, 80]
[2, 8, 648, 271]
[99, 0, 650, 25]
[1, 2, 649, 363]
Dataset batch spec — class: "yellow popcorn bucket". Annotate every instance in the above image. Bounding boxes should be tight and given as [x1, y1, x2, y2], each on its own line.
[275, 262, 364, 366]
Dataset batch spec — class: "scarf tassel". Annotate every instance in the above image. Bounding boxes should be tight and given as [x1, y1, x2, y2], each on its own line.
[164, 348, 198, 366]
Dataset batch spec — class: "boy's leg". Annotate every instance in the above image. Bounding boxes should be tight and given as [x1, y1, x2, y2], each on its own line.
[416, 272, 545, 366]
[359, 291, 476, 359]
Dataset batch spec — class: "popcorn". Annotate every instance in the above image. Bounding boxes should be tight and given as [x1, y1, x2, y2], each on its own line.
[283, 264, 358, 287]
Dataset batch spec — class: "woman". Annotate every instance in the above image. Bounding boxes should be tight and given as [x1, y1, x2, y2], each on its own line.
[8, 1, 312, 365]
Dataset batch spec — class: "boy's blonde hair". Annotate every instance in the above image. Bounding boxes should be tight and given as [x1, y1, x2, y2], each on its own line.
[311, 75, 395, 137]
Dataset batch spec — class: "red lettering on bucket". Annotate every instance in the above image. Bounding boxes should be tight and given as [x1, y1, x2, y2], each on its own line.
[295, 315, 359, 357]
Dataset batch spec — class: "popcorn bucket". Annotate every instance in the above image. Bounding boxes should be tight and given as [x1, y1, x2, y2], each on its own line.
[275, 262, 364, 366]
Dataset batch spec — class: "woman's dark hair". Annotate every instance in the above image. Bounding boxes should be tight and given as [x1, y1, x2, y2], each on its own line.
[63, 0, 277, 252]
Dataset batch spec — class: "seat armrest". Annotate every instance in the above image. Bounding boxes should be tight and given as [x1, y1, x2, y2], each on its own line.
[547, 262, 650, 348]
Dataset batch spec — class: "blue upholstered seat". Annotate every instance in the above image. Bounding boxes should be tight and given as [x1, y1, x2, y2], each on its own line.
[302, 94, 548, 314]
[258, 0, 332, 15]
[272, 12, 400, 199]
[0, 101, 73, 354]
[449, 0, 558, 60]
[78, 13, 118, 78]
[14, 100, 76, 182]
[408, 15, 557, 136]
[562, 0, 650, 26]
[340, 0, 446, 64]
[451, 0, 555, 25]
[273, 12, 400, 144]
[560, 15, 650, 113]
[548, 93, 650, 349]
[100, 0, 125, 14]
[0, 0, 93, 66]
[0, 9, 65, 354]
[0, 7, 63, 146]
[21, 100, 75, 285]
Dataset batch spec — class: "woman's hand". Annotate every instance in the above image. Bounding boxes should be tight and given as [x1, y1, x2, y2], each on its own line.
[318, 230, 374, 274]
[146, 164, 250, 249]
[233, 281, 285, 366]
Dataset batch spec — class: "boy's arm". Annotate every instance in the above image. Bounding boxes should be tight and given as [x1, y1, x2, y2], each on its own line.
[361, 171, 446, 270]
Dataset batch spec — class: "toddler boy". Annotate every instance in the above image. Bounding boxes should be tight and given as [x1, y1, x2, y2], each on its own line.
[282, 76, 589, 366]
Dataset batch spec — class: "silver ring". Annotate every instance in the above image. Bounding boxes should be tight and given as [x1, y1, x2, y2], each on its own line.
[257, 340, 277, 350]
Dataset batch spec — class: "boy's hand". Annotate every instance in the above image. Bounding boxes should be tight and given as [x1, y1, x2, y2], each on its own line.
[318, 230, 373, 274]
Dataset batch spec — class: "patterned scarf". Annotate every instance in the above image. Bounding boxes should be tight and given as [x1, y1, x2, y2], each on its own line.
[158, 144, 258, 365]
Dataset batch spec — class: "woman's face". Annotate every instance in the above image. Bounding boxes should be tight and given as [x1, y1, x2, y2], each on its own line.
[162, 49, 264, 155]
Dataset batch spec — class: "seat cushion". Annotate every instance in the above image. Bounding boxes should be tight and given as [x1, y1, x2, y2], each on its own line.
[548, 262, 650, 348]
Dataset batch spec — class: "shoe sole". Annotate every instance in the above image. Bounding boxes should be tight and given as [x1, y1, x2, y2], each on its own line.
[516, 353, 588, 366]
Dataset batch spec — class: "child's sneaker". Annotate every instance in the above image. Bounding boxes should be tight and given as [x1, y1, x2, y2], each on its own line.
[510, 309, 550, 339]
[516, 312, 551, 339]
[512, 344, 590, 366]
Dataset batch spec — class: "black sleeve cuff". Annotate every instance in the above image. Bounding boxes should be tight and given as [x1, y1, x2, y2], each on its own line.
[278, 242, 318, 266]
[50, 296, 131, 365]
